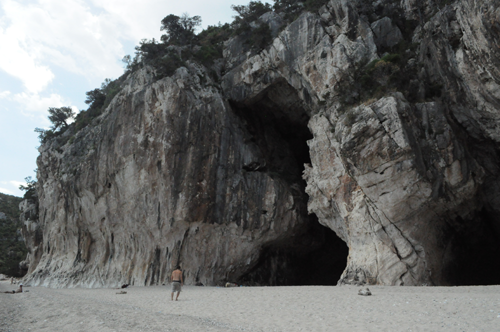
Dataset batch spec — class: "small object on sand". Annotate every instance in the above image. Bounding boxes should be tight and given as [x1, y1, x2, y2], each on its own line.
[116, 291, 127, 294]
[3, 285, 22, 294]
[358, 288, 372, 296]
[225, 282, 238, 288]
[115, 284, 130, 289]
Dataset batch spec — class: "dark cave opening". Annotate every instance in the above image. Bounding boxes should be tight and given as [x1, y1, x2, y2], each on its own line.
[443, 208, 500, 286]
[230, 80, 348, 286]
[238, 216, 349, 286]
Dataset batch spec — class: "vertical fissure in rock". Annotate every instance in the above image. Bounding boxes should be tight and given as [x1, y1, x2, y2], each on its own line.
[229, 80, 348, 285]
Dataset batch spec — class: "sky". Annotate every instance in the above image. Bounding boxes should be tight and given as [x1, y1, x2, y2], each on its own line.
[0, 0, 273, 197]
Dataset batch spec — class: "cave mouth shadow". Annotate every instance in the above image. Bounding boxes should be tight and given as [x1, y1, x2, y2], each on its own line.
[238, 215, 349, 286]
[229, 80, 348, 286]
[443, 208, 500, 286]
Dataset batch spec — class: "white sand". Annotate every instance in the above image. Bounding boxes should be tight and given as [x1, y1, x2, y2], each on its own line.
[1, 281, 499, 331]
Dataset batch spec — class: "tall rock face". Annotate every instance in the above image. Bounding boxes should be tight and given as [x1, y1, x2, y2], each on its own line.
[222, 0, 500, 286]
[22, 64, 327, 287]
[23, 0, 500, 287]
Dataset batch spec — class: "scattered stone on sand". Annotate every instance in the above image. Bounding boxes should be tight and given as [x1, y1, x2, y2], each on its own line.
[358, 288, 372, 296]
[2, 282, 500, 331]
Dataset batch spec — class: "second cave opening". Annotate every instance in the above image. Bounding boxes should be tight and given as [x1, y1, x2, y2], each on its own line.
[229, 80, 348, 286]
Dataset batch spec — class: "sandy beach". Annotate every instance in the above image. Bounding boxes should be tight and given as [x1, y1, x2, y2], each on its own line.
[1, 281, 499, 332]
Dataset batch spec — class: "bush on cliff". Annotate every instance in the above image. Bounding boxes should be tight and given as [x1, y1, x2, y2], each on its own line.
[161, 13, 202, 47]
[35, 106, 75, 144]
[247, 23, 273, 51]
[273, 0, 330, 23]
[18, 176, 37, 201]
[72, 76, 126, 134]
[36, 1, 333, 145]
[232, 1, 272, 35]
[195, 23, 233, 65]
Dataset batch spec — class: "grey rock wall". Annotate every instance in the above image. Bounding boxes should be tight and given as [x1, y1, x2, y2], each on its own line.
[222, 0, 500, 285]
[22, 64, 313, 287]
[22, 0, 500, 287]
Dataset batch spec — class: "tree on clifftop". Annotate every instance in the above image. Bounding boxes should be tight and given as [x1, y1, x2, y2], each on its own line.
[160, 13, 201, 46]
[18, 176, 37, 201]
[47, 106, 75, 131]
[231, 1, 272, 25]
[35, 106, 76, 143]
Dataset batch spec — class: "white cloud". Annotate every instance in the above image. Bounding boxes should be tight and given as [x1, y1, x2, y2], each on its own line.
[12, 92, 65, 111]
[10, 180, 25, 189]
[0, 180, 20, 195]
[0, 0, 126, 92]
[0, 0, 265, 97]
[0, 24, 55, 93]
[0, 91, 11, 98]
[11, 92, 76, 124]
[0, 0, 273, 116]
[0, 187, 15, 195]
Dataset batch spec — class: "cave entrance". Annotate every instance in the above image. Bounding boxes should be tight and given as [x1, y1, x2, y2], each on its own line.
[230, 80, 348, 286]
[443, 208, 500, 286]
[238, 216, 349, 286]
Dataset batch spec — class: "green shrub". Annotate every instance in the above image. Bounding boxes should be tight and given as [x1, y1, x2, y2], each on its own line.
[380, 53, 401, 63]
[194, 45, 220, 66]
[232, 1, 272, 34]
[154, 52, 186, 79]
[273, 0, 329, 23]
[102, 80, 122, 109]
[160, 14, 201, 46]
[273, 0, 303, 22]
[248, 23, 273, 50]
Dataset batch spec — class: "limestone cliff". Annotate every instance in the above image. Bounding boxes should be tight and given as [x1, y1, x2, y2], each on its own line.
[22, 0, 500, 287]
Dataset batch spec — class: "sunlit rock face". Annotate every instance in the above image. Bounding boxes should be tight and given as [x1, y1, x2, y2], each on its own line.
[22, 0, 500, 287]
[22, 63, 321, 287]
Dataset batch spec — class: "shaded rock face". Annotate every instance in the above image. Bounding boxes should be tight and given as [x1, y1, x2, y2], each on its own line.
[0, 193, 26, 277]
[19, 198, 41, 276]
[223, 0, 500, 285]
[23, 0, 500, 287]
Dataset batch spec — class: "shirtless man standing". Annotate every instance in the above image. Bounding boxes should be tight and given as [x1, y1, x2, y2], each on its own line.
[171, 266, 183, 301]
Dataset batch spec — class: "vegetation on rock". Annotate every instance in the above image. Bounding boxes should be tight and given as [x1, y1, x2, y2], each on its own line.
[0, 193, 26, 277]
[34, 0, 335, 147]
[273, 0, 329, 23]
[34, 106, 74, 144]
[18, 176, 37, 201]
[73, 76, 126, 132]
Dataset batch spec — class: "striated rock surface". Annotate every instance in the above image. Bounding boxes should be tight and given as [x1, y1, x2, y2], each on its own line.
[22, 63, 325, 287]
[220, 0, 500, 286]
[22, 0, 500, 287]
[19, 198, 40, 275]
